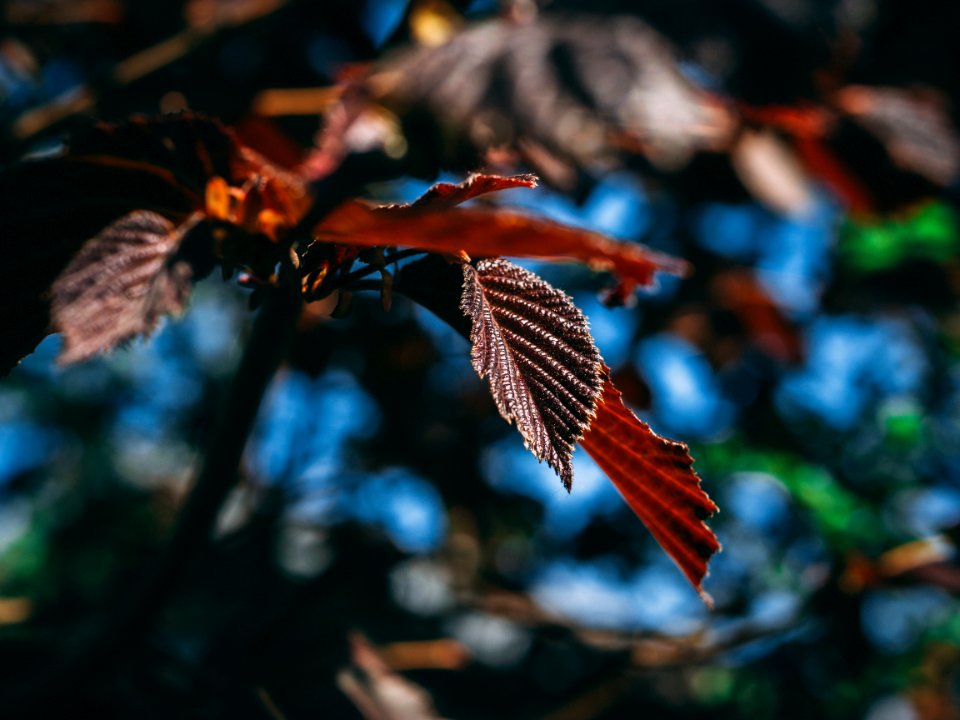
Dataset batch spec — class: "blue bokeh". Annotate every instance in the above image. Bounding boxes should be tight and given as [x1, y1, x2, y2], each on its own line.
[776, 315, 927, 431]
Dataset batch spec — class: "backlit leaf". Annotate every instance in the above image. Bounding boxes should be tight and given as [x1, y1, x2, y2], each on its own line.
[462, 258, 603, 489]
[298, 173, 537, 299]
[836, 85, 960, 187]
[51, 211, 203, 364]
[407, 173, 538, 209]
[374, 15, 733, 173]
[314, 200, 686, 290]
[580, 372, 720, 602]
[0, 113, 251, 374]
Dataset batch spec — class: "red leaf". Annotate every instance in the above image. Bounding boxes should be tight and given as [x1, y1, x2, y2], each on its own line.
[408, 173, 538, 209]
[580, 372, 720, 603]
[51, 211, 200, 364]
[299, 174, 539, 298]
[314, 201, 686, 290]
[710, 269, 801, 363]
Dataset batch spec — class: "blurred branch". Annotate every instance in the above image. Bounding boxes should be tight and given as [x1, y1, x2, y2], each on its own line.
[1, 281, 301, 713]
[378, 639, 470, 671]
[130, 281, 301, 622]
[474, 587, 804, 669]
[257, 685, 290, 720]
[252, 86, 345, 117]
[5, 0, 292, 155]
[337, 634, 444, 720]
[543, 676, 631, 720]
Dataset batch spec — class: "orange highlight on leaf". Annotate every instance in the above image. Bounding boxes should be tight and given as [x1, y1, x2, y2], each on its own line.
[205, 176, 232, 220]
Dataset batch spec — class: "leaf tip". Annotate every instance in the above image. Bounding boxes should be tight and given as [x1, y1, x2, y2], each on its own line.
[580, 374, 721, 605]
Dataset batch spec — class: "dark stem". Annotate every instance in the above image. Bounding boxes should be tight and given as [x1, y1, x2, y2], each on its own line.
[346, 279, 386, 294]
[392, 254, 473, 339]
[335, 248, 426, 288]
[5, 283, 301, 712]
[130, 282, 301, 625]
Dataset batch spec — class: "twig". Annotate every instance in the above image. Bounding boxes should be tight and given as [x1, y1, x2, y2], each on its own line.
[334, 248, 425, 288]
[124, 282, 301, 631]
[5, 0, 290, 154]
[345, 279, 384, 294]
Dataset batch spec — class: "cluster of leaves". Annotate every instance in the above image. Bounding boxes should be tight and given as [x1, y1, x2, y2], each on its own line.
[0, 111, 719, 596]
[4, 0, 960, 717]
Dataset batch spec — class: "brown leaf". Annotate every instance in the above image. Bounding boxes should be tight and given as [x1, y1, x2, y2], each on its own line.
[0, 113, 303, 374]
[407, 173, 538, 209]
[580, 372, 720, 603]
[50, 211, 201, 364]
[314, 201, 686, 290]
[372, 15, 734, 173]
[731, 128, 815, 218]
[0, 113, 254, 374]
[836, 85, 960, 187]
[462, 258, 603, 489]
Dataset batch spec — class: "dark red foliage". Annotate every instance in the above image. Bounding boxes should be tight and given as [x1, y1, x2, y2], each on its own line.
[580, 372, 721, 602]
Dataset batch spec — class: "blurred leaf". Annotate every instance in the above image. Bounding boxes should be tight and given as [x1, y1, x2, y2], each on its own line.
[371, 14, 734, 175]
[462, 258, 603, 489]
[50, 211, 204, 364]
[697, 441, 885, 551]
[839, 201, 960, 273]
[836, 85, 960, 187]
[0, 113, 250, 375]
[0, 598, 32, 626]
[731, 128, 815, 217]
[580, 372, 720, 602]
[409, 0, 463, 47]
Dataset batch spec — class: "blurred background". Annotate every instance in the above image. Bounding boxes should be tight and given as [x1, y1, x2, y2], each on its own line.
[2, 0, 960, 717]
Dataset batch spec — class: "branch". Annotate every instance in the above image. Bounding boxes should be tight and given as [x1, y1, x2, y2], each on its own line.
[2, 281, 301, 713]
[4, 0, 292, 156]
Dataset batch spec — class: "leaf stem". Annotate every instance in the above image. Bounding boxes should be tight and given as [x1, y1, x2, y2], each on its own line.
[335, 248, 425, 288]
[345, 279, 386, 293]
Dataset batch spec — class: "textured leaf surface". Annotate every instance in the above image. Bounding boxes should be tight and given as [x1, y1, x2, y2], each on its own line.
[315, 201, 686, 289]
[0, 113, 250, 374]
[51, 211, 198, 364]
[462, 259, 603, 489]
[580, 372, 720, 602]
